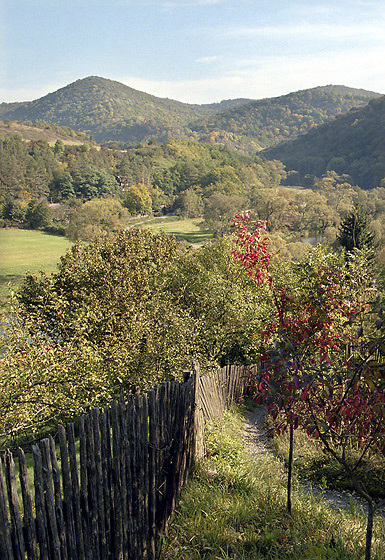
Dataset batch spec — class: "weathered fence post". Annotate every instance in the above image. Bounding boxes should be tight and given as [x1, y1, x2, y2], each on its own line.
[0, 363, 252, 560]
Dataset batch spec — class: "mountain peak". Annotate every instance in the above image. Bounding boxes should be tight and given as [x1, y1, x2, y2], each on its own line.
[0, 77, 381, 148]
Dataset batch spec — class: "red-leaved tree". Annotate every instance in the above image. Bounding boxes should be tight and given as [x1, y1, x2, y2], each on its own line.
[232, 212, 385, 559]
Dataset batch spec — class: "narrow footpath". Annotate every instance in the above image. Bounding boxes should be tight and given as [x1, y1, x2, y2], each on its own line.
[241, 406, 377, 515]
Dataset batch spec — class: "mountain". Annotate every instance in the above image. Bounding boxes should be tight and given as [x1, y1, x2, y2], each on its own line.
[262, 95, 385, 189]
[0, 76, 217, 144]
[0, 77, 380, 149]
[190, 85, 381, 152]
[200, 98, 253, 112]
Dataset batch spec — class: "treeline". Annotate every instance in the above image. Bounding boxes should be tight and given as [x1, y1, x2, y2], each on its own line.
[0, 134, 284, 235]
[3, 134, 385, 253]
[0, 77, 379, 149]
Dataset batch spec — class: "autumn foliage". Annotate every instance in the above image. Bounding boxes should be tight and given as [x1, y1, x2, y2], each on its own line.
[232, 212, 385, 559]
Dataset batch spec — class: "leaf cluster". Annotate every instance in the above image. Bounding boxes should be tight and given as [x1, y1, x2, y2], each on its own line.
[0, 229, 269, 444]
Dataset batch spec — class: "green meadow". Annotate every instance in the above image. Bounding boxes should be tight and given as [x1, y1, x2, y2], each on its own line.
[0, 229, 72, 308]
[0, 219, 212, 310]
[134, 216, 213, 245]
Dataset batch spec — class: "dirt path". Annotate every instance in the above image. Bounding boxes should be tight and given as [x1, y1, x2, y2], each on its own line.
[241, 406, 377, 515]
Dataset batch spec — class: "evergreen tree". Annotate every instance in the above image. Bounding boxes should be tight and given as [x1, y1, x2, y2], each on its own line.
[337, 203, 375, 256]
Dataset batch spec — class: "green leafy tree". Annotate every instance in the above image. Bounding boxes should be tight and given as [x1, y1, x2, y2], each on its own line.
[51, 172, 76, 200]
[123, 183, 152, 215]
[65, 197, 129, 241]
[25, 199, 53, 230]
[1, 196, 27, 225]
[174, 187, 203, 218]
[249, 188, 288, 232]
[166, 236, 270, 366]
[1, 229, 196, 443]
[201, 193, 246, 238]
[70, 166, 119, 199]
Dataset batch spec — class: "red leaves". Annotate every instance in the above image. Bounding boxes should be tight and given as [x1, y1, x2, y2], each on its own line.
[231, 213, 273, 286]
[231, 213, 385, 457]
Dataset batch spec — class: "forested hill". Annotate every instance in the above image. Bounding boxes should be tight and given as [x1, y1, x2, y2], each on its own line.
[263, 94, 385, 189]
[0, 77, 379, 148]
[0, 76, 220, 144]
[190, 85, 381, 152]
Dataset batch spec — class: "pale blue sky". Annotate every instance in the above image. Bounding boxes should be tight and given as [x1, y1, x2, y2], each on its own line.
[1, 0, 385, 104]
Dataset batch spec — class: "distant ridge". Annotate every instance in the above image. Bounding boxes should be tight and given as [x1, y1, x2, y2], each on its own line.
[190, 85, 381, 152]
[0, 76, 381, 148]
[263, 94, 385, 189]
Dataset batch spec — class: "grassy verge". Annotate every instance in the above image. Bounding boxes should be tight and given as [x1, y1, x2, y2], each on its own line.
[162, 407, 385, 559]
[0, 229, 72, 310]
[270, 424, 385, 500]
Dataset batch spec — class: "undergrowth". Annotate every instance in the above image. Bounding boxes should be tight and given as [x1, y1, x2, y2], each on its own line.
[270, 422, 385, 500]
[162, 407, 385, 559]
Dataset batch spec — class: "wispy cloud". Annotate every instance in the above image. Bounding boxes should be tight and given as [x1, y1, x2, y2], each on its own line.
[159, 0, 224, 8]
[208, 21, 385, 43]
[119, 42, 385, 104]
[196, 56, 218, 64]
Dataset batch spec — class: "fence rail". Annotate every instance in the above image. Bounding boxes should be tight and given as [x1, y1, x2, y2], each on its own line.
[0, 364, 250, 559]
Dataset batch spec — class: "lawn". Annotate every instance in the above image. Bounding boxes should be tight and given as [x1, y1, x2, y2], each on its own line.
[0, 228, 72, 308]
[134, 216, 213, 245]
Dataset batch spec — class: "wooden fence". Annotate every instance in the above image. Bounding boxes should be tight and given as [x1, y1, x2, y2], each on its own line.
[0, 364, 250, 560]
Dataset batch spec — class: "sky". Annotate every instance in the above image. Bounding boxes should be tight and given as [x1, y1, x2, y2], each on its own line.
[1, 0, 385, 105]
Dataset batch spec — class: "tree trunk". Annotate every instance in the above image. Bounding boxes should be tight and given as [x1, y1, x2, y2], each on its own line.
[287, 424, 294, 514]
[365, 500, 374, 560]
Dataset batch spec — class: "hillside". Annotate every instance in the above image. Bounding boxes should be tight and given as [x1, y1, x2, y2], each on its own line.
[0, 77, 379, 148]
[263, 94, 385, 189]
[190, 85, 381, 152]
[0, 76, 217, 144]
[0, 119, 95, 145]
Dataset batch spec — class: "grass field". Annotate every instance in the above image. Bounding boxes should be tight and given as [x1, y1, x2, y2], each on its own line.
[133, 216, 213, 245]
[0, 219, 212, 310]
[0, 229, 72, 308]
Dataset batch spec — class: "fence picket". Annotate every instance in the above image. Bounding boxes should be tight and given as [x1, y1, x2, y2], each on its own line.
[148, 389, 157, 560]
[40, 439, 61, 560]
[58, 426, 77, 560]
[92, 408, 107, 560]
[4, 450, 25, 560]
[124, 394, 135, 559]
[0, 364, 250, 560]
[118, 394, 129, 559]
[49, 436, 67, 560]
[84, 412, 100, 560]
[32, 444, 49, 560]
[67, 422, 85, 560]
[0, 454, 14, 560]
[111, 399, 123, 560]
[17, 447, 37, 560]
[100, 409, 113, 559]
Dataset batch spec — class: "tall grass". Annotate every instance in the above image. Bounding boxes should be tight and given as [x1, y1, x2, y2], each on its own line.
[162, 407, 385, 559]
